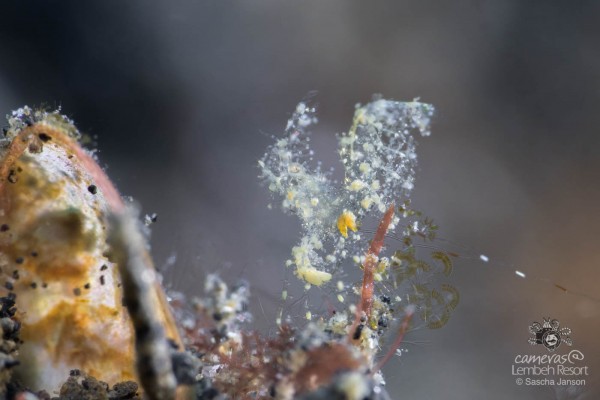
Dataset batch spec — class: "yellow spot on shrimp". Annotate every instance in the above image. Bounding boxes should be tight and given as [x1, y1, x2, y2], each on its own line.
[337, 210, 357, 238]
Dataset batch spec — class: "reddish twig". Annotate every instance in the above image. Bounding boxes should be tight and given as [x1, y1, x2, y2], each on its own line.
[349, 204, 395, 342]
[360, 204, 395, 318]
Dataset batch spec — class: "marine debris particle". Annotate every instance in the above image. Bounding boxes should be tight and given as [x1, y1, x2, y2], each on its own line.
[0, 295, 21, 399]
[259, 97, 434, 287]
[16, 370, 141, 400]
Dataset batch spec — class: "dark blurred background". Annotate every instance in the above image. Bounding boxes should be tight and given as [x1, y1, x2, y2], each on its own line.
[1, 1, 599, 399]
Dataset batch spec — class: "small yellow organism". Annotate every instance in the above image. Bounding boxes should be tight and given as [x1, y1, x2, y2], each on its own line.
[291, 244, 331, 286]
[337, 210, 357, 238]
[296, 266, 332, 286]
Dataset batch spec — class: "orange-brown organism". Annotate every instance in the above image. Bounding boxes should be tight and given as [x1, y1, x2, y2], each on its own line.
[0, 107, 182, 393]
